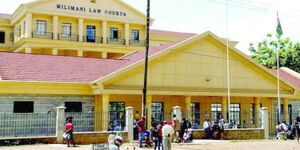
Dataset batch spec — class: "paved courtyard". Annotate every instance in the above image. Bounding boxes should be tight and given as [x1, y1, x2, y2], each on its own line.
[1, 140, 299, 150]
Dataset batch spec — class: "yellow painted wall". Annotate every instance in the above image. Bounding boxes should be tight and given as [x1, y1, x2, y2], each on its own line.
[107, 21, 124, 39]
[58, 16, 78, 35]
[130, 24, 145, 41]
[83, 20, 102, 37]
[0, 19, 13, 51]
[32, 14, 53, 33]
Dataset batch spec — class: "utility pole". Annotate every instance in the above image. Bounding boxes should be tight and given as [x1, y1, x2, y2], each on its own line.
[142, 0, 150, 119]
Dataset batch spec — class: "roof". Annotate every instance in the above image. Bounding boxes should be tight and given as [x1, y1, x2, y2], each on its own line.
[0, 30, 195, 83]
[270, 67, 300, 89]
[150, 29, 197, 37]
[0, 13, 11, 19]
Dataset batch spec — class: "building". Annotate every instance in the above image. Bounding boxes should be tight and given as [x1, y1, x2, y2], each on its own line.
[0, 0, 300, 134]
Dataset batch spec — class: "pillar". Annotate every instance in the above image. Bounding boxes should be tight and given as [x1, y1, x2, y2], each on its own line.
[221, 96, 228, 120]
[25, 13, 32, 38]
[53, 16, 58, 40]
[173, 106, 182, 122]
[102, 94, 110, 131]
[94, 95, 102, 131]
[254, 97, 261, 127]
[124, 23, 130, 46]
[185, 96, 191, 120]
[77, 50, 83, 57]
[283, 98, 289, 123]
[25, 48, 32, 53]
[260, 107, 269, 139]
[101, 52, 107, 59]
[146, 95, 152, 130]
[78, 18, 83, 42]
[126, 107, 134, 141]
[102, 21, 107, 44]
[52, 48, 58, 55]
[56, 106, 66, 144]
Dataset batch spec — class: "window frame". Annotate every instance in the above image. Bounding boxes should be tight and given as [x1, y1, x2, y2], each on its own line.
[211, 103, 222, 122]
[131, 30, 139, 42]
[230, 103, 241, 125]
[36, 20, 47, 35]
[0, 31, 5, 43]
[13, 101, 34, 113]
[62, 23, 72, 37]
[110, 27, 119, 40]
[65, 102, 82, 112]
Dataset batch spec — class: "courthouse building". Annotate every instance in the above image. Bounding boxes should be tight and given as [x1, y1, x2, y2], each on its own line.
[0, 0, 300, 133]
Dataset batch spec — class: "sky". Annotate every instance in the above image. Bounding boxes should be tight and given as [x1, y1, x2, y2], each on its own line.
[1, 0, 300, 55]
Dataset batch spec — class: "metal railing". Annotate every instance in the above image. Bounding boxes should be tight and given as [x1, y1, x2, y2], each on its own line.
[107, 38, 125, 45]
[0, 113, 56, 138]
[129, 40, 146, 47]
[32, 32, 53, 39]
[83, 36, 102, 43]
[58, 33, 79, 41]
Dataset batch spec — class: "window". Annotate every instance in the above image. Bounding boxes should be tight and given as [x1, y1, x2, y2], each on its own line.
[230, 103, 240, 125]
[110, 27, 118, 40]
[250, 103, 255, 124]
[0, 31, 5, 43]
[62, 23, 72, 37]
[86, 25, 96, 42]
[14, 101, 34, 113]
[152, 102, 164, 122]
[190, 102, 200, 123]
[211, 103, 222, 122]
[37, 20, 46, 35]
[91, 0, 96, 3]
[65, 102, 82, 112]
[109, 102, 125, 129]
[131, 30, 139, 42]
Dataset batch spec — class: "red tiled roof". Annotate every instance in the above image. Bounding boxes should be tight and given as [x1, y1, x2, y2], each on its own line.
[0, 31, 194, 83]
[270, 68, 300, 89]
[0, 53, 128, 83]
[0, 13, 11, 19]
[150, 29, 196, 37]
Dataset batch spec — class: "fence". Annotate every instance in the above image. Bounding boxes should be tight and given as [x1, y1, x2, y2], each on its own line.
[0, 113, 56, 138]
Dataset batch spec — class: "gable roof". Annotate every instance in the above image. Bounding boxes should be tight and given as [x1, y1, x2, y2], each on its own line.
[0, 13, 11, 19]
[150, 29, 197, 37]
[270, 67, 300, 89]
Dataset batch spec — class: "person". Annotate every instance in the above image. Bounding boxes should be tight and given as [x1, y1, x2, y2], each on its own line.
[224, 121, 230, 129]
[277, 121, 288, 140]
[183, 129, 193, 143]
[218, 115, 225, 139]
[137, 117, 146, 148]
[133, 119, 139, 140]
[162, 121, 174, 150]
[157, 121, 164, 150]
[65, 118, 76, 147]
[203, 119, 211, 139]
[212, 121, 220, 139]
[296, 116, 300, 142]
[151, 123, 160, 150]
[109, 132, 123, 150]
[108, 123, 114, 131]
[114, 124, 122, 131]
[186, 120, 192, 129]
[178, 118, 187, 143]
[193, 121, 199, 129]
[172, 114, 180, 143]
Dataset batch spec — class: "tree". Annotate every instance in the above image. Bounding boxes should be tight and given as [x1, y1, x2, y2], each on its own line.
[249, 33, 300, 73]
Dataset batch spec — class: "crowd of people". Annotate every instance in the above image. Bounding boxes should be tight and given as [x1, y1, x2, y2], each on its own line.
[276, 117, 300, 141]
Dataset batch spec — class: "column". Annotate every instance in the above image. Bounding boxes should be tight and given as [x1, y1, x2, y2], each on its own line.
[146, 95, 152, 130]
[78, 18, 84, 42]
[221, 96, 228, 120]
[260, 107, 269, 139]
[53, 16, 58, 40]
[52, 48, 58, 55]
[56, 106, 66, 144]
[102, 94, 110, 131]
[101, 52, 107, 59]
[94, 95, 102, 131]
[283, 98, 289, 122]
[25, 48, 32, 53]
[102, 21, 107, 44]
[77, 50, 83, 57]
[254, 97, 261, 127]
[124, 23, 130, 46]
[25, 13, 32, 38]
[126, 107, 134, 141]
[185, 96, 191, 120]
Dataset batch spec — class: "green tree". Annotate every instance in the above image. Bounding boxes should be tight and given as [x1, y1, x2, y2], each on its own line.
[249, 33, 300, 73]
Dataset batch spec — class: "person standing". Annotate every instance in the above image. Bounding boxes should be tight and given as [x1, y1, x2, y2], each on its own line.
[157, 121, 164, 150]
[137, 117, 146, 148]
[203, 119, 211, 139]
[172, 114, 179, 143]
[179, 118, 187, 143]
[296, 116, 300, 142]
[218, 115, 225, 140]
[162, 121, 174, 150]
[65, 119, 76, 147]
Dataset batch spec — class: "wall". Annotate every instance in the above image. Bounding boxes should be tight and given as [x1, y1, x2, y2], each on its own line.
[192, 129, 264, 140]
[73, 131, 128, 144]
[0, 94, 94, 113]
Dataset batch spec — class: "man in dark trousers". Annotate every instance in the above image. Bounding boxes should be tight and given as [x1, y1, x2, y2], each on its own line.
[137, 116, 146, 148]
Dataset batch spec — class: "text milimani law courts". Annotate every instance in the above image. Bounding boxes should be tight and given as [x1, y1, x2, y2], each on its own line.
[0, 0, 300, 135]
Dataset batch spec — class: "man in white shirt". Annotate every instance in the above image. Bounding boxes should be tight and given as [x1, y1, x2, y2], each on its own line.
[203, 119, 211, 139]
[162, 121, 174, 150]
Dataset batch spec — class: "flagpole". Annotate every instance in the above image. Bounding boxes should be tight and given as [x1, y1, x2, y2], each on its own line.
[276, 11, 281, 124]
[226, 0, 231, 124]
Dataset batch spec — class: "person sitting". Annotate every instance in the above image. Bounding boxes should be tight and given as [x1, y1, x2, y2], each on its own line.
[108, 123, 115, 131]
[183, 129, 193, 143]
[212, 122, 220, 139]
[277, 121, 288, 140]
[193, 121, 199, 129]
[203, 119, 211, 139]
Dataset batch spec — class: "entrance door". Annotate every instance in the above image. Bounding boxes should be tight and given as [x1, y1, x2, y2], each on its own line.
[152, 102, 164, 122]
[86, 25, 96, 42]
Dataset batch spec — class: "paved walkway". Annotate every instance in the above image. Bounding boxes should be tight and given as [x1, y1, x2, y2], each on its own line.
[1, 140, 299, 150]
